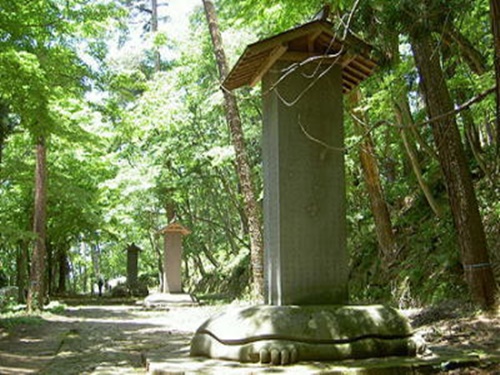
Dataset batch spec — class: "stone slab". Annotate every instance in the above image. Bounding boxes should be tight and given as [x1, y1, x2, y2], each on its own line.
[262, 62, 348, 305]
[143, 293, 198, 308]
[163, 232, 184, 293]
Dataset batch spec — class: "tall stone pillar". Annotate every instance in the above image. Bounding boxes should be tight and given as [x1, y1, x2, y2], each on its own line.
[126, 243, 141, 289]
[263, 62, 348, 306]
[160, 222, 190, 293]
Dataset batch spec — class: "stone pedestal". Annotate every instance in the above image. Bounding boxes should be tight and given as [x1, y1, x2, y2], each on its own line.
[143, 292, 197, 308]
[191, 305, 419, 364]
[160, 222, 190, 294]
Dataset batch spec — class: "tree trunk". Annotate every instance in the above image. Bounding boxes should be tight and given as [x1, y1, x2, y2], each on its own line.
[166, 201, 176, 222]
[57, 246, 68, 294]
[47, 242, 54, 296]
[194, 253, 207, 278]
[410, 33, 497, 308]
[81, 263, 88, 294]
[16, 240, 29, 303]
[202, 243, 220, 268]
[349, 89, 397, 265]
[27, 136, 48, 312]
[393, 92, 442, 217]
[216, 167, 249, 236]
[91, 243, 101, 284]
[151, 0, 161, 72]
[442, 26, 487, 75]
[202, 0, 264, 300]
[149, 232, 164, 289]
[455, 90, 491, 178]
[489, 0, 500, 162]
[184, 258, 190, 281]
[0, 102, 9, 167]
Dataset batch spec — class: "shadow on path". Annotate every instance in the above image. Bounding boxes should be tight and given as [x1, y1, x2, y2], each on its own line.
[0, 301, 221, 374]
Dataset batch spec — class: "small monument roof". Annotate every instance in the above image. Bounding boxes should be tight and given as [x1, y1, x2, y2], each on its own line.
[159, 222, 191, 236]
[127, 243, 142, 252]
[223, 20, 377, 93]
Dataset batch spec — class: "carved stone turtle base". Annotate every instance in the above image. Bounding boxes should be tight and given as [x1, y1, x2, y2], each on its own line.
[190, 305, 421, 365]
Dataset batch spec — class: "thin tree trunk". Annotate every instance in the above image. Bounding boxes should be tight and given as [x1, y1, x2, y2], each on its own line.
[400, 125, 442, 217]
[216, 167, 249, 235]
[489, 0, 500, 163]
[151, 0, 161, 72]
[82, 264, 88, 294]
[184, 258, 190, 281]
[0, 102, 9, 168]
[201, 243, 220, 268]
[148, 231, 164, 289]
[166, 201, 176, 222]
[27, 136, 48, 311]
[91, 243, 101, 283]
[442, 26, 487, 75]
[350, 89, 397, 264]
[393, 94, 442, 217]
[410, 33, 497, 308]
[191, 122, 250, 234]
[202, 0, 264, 300]
[47, 242, 53, 296]
[465, 122, 490, 177]
[16, 240, 29, 303]
[455, 90, 491, 178]
[208, 183, 241, 254]
[57, 246, 68, 294]
[194, 253, 207, 278]
[441, 41, 491, 179]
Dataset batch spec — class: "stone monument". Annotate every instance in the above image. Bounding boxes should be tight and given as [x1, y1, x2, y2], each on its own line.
[144, 222, 196, 307]
[263, 59, 347, 306]
[160, 222, 190, 293]
[191, 19, 420, 364]
[126, 243, 141, 290]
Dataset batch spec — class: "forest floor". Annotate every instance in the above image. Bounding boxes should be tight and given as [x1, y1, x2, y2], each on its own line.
[0, 297, 499, 374]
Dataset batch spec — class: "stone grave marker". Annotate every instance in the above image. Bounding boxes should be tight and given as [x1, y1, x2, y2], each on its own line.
[126, 243, 141, 290]
[160, 222, 190, 293]
[143, 222, 196, 308]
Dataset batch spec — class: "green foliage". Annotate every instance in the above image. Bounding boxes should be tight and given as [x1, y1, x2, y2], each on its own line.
[0, 0, 127, 296]
[0, 0, 498, 306]
[0, 314, 44, 330]
[45, 301, 67, 314]
[218, 0, 342, 35]
[0, 295, 17, 314]
[341, 0, 499, 307]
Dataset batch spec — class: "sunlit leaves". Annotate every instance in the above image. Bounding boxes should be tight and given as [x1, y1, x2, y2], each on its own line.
[202, 145, 235, 166]
[0, 50, 51, 133]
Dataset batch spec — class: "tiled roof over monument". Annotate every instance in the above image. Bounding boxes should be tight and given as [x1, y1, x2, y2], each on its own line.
[223, 20, 377, 93]
[159, 222, 191, 235]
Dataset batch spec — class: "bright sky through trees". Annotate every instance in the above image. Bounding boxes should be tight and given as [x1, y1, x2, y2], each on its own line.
[168, 0, 198, 39]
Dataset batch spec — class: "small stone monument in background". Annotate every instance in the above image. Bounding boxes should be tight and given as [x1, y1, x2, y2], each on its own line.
[144, 222, 196, 308]
[126, 243, 141, 290]
[160, 222, 190, 293]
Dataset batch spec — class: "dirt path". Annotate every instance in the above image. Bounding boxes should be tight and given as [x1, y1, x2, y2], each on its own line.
[0, 300, 499, 374]
[0, 301, 224, 374]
